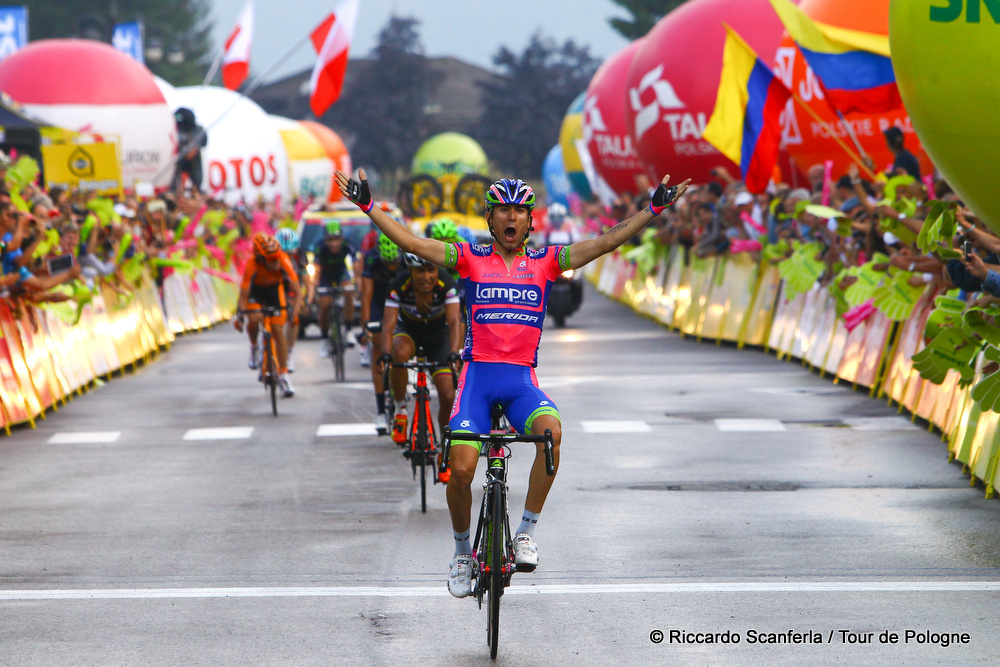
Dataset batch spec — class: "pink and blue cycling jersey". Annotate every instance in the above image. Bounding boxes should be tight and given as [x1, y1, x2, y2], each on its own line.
[445, 242, 571, 367]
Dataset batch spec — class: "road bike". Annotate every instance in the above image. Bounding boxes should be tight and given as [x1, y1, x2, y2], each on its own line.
[441, 406, 555, 659]
[317, 286, 347, 382]
[241, 305, 284, 416]
[383, 351, 456, 513]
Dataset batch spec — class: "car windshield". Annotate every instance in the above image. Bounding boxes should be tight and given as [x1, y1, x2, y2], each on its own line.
[299, 215, 373, 254]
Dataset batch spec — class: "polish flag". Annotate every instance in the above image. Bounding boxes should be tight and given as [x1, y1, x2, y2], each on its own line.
[309, 0, 359, 117]
[222, 1, 254, 90]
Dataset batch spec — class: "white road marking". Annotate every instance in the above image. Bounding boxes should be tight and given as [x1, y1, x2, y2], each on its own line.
[47, 432, 121, 445]
[182, 427, 254, 441]
[3, 581, 999, 600]
[715, 419, 787, 432]
[317, 423, 377, 436]
[581, 420, 651, 433]
[843, 417, 920, 431]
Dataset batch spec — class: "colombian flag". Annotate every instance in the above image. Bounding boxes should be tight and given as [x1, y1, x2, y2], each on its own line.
[769, 0, 900, 115]
[702, 26, 791, 194]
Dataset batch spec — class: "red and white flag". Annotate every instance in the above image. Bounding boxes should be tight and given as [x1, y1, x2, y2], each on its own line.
[222, 1, 254, 90]
[309, 0, 359, 117]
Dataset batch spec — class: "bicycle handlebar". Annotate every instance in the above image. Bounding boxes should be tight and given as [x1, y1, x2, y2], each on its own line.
[441, 427, 555, 476]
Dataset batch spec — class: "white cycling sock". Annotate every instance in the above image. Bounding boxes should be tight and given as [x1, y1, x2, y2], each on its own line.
[454, 529, 471, 556]
[517, 510, 540, 537]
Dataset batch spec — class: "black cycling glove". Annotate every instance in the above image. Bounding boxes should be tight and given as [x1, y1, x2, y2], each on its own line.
[346, 175, 374, 213]
[378, 351, 393, 368]
[649, 183, 678, 215]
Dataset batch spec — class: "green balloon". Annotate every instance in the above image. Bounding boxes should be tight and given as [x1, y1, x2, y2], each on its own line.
[411, 132, 489, 177]
[889, 0, 1000, 234]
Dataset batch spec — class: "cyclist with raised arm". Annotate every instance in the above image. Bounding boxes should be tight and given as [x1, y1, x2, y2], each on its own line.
[311, 221, 355, 359]
[378, 252, 465, 445]
[361, 233, 405, 434]
[275, 227, 305, 372]
[235, 232, 301, 398]
[336, 168, 689, 597]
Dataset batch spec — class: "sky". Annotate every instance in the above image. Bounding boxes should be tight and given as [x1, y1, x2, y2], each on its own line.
[208, 0, 632, 83]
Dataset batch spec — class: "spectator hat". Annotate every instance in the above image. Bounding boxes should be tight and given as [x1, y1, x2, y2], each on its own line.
[840, 197, 861, 213]
[733, 192, 754, 206]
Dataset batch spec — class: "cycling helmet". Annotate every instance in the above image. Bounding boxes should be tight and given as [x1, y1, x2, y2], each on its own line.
[428, 218, 458, 240]
[252, 232, 280, 260]
[404, 252, 433, 268]
[547, 203, 567, 221]
[377, 234, 400, 263]
[275, 228, 299, 252]
[485, 178, 536, 211]
[324, 220, 342, 238]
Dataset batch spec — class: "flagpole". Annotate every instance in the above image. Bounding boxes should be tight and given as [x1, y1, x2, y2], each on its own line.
[151, 31, 315, 188]
[835, 109, 871, 162]
[201, 48, 225, 87]
[789, 92, 878, 180]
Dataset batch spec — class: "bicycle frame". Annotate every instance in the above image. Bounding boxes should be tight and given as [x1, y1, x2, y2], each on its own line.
[383, 354, 454, 513]
[441, 407, 554, 658]
[255, 306, 285, 416]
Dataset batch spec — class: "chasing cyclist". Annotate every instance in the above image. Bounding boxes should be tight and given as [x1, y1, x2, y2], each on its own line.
[378, 252, 465, 445]
[335, 168, 688, 597]
[311, 221, 356, 360]
[235, 232, 301, 398]
[275, 227, 305, 372]
[361, 233, 406, 434]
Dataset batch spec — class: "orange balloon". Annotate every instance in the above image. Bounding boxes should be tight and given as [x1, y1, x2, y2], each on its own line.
[299, 120, 352, 203]
[774, 0, 932, 185]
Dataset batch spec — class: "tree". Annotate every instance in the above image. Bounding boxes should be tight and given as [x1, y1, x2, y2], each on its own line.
[478, 34, 600, 179]
[323, 16, 434, 179]
[608, 0, 689, 40]
[25, 0, 213, 85]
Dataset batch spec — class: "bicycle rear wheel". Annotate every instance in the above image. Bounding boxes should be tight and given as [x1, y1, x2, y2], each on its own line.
[486, 483, 505, 658]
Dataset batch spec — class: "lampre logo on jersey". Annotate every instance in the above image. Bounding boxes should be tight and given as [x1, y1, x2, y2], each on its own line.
[473, 307, 544, 328]
[474, 283, 542, 307]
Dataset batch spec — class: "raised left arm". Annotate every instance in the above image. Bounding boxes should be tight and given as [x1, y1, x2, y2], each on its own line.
[565, 175, 690, 270]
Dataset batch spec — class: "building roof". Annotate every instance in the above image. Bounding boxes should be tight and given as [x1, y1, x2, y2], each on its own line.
[249, 56, 498, 142]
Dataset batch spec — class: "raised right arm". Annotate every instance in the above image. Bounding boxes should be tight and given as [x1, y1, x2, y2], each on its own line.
[335, 170, 453, 267]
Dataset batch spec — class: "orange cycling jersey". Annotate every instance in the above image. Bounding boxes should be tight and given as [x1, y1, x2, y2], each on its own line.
[240, 252, 301, 295]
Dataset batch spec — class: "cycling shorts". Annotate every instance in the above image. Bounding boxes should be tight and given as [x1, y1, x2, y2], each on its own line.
[448, 361, 559, 450]
[247, 283, 287, 325]
[392, 325, 453, 378]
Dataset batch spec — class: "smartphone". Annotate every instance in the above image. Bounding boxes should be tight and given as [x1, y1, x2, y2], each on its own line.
[963, 240, 971, 261]
[46, 253, 75, 275]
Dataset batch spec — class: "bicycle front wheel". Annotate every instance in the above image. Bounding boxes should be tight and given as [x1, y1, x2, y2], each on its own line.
[417, 410, 428, 513]
[487, 482, 505, 658]
[264, 333, 278, 417]
[331, 317, 346, 382]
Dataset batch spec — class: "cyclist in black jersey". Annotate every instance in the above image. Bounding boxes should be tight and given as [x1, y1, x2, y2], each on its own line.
[311, 221, 355, 358]
[362, 233, 406, 434]
[378, 252, 464, 444]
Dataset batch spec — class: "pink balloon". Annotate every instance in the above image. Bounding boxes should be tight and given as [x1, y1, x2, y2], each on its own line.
[625, 0, 789, 186]
[583, 39, 648, 196]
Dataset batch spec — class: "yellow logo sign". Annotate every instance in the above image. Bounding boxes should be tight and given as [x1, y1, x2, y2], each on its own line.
[42, 140, 122, 196]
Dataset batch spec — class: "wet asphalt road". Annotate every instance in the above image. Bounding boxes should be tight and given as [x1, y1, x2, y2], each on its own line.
[2, 282, 999, 666]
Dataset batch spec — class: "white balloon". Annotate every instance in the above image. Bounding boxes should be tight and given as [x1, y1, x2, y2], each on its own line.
[267, 115, 333, 202]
